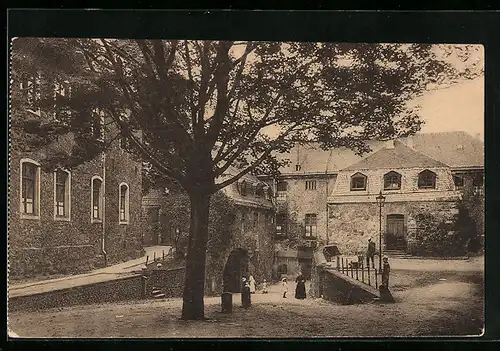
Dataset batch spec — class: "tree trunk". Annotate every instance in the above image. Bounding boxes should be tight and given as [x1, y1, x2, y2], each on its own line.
[181, 191, 211, 320]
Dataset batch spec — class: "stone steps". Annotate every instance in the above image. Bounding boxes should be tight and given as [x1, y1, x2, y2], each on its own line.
[384, 249, 412, 259]
[152, 287, 166, 299]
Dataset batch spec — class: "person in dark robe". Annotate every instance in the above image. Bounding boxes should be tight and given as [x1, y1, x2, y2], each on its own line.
[366, 238, 376, 269]
[295, 272, 307, 299]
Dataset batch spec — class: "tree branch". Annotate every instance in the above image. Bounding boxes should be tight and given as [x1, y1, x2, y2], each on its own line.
[214, 122, 302, 190]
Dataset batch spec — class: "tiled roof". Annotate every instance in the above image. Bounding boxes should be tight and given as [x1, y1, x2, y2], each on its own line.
[218, 166, 274, 209]
[275, 140, 386, 174]
[342, 140, 448, 171]
[399, 131, 484, 169]
[275, 131, 483, 174]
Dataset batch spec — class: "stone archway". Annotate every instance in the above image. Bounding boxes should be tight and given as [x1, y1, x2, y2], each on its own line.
[222, 248, 249, 293]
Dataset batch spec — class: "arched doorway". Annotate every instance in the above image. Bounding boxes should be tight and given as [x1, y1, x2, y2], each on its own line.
[223, 249, 249, 293]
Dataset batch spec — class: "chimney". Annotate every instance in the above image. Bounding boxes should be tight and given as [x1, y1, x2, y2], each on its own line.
[385, 140, 395, 149]
[406, 135, 413, 148]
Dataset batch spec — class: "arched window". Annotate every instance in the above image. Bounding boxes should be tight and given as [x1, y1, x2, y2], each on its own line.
[91, 176, 103, 222]
[20, 158, 41, 219]
[119, 183, 130, 224]
[54, 169, 71, 220]
[418, 170, 437, 189]
[350, 172, 367, 191]
[384, 171, 402, 190]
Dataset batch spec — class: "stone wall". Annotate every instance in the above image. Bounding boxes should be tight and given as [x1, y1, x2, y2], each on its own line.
[314, 266, 379, 305]
[9, 273, 144, 312]
[9, 149, 104, 277]
[8, 140, 144, 278]
[327, 200, 460, 255]
[148, 267, 185, 298]
[102, 145, 144, 265]
[205, 203, 275, 295]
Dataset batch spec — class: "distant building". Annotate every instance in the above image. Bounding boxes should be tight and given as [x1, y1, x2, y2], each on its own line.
[259, 132, 484, 277]
[9, 72, 144, 278]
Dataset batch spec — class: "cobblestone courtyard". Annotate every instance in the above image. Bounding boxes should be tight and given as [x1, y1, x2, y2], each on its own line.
[8, 268, 483, 338]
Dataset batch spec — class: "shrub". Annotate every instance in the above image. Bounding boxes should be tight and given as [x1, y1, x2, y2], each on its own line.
[411, 203, 477, 257]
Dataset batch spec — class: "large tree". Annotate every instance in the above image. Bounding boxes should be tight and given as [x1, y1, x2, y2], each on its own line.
[11, 39, 478, 319]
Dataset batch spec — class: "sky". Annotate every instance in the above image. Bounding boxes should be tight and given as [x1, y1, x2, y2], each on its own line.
[413, 76, 484, 140]
[229, 43, 485, 141]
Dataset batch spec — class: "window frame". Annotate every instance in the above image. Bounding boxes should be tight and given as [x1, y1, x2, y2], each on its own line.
[418, 169, 437, 189]
[383, 171, 402, 191]
[19, 158, 41, 220]
[350, 172, 367, 191]
[118, 182, 130, 224]
[305, 180, 317, 190]
[91, 176, 104, 223]
[53, 169, 72, 221]
[276, 213, 287, 237]
[304, 213, 318, 238]
[453, 175, 464, 190]
[276, 180, 288, 200]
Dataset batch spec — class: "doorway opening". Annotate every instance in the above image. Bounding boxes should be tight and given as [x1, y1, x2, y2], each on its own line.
[385, 214, 406, 250]
[222, 248, 249, 293]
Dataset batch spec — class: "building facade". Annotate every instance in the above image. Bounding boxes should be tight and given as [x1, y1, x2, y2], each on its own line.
[9, 72, 144, 278]
[260, 132, 484, 276]
[142, 170, 276, 295]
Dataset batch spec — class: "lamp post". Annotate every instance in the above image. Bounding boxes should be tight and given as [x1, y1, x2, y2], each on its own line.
[375, 190, 386, 271]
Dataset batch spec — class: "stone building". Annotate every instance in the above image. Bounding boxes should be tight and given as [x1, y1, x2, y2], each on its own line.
[260, 132, 484, 276]
[9, 73, 144, 278]
[143, 169, 275, 295]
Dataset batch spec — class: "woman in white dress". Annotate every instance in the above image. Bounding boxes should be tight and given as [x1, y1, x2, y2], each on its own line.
[248, 274, 256, 294]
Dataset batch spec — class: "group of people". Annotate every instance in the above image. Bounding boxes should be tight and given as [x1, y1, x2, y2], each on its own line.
[281, 272, 307, 299]
[240, 272, 308, 299]
[366, 237, 391, 288]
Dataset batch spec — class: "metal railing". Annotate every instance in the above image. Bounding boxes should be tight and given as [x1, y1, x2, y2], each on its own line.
[336, 256, 381, 289]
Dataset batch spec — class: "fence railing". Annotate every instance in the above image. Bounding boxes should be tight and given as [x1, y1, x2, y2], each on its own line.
[336, 256, 381, 289]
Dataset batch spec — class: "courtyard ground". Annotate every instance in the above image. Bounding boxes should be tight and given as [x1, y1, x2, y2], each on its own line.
[8, 265, 483, 338]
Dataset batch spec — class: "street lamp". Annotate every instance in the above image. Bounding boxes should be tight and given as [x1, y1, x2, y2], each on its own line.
[375, 190, 386, 271]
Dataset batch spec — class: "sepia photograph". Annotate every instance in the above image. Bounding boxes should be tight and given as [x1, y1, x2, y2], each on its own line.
[7, 38, 484, 338]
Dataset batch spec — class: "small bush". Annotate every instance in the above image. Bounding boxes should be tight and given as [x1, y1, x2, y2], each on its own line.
[410, 204, 477, 257]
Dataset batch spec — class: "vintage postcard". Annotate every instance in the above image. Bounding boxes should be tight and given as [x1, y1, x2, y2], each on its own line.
[7, 37, 484, 338]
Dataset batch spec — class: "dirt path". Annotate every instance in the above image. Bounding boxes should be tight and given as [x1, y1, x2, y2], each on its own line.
[8, 271, 483, 338]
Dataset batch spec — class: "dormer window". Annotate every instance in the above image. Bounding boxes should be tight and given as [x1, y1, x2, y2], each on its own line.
[418, 170, 437, 189]
[295, 164, 301, 171]
[350, 172, 367, 191]
[384, 171, 402, 190]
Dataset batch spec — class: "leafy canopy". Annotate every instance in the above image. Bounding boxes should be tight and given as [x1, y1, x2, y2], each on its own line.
[12, 39, 469, 192]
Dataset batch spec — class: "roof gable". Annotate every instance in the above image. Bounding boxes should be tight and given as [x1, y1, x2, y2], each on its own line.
[342, 141, 448, 171]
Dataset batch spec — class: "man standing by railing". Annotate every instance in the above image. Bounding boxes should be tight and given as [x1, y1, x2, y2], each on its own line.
[366, 238, 376, 269]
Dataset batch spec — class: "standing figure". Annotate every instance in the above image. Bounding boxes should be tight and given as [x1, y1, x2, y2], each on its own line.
[294, 272, 307, 299]
[241, 277, 251, 308]
[366, 238, 376, 269]
[248, 274, 256, 294]
[382, 256, 390, 288]
[281, 277, 288, 298]
[262, 279, 268, 294]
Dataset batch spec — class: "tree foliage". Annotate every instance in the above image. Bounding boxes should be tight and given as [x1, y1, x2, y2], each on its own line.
[11, 38, 479, 319]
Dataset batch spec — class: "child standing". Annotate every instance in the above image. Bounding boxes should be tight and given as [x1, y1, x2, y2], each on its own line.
[262, 279, 268, 294]
[281, 277, 288, 298]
